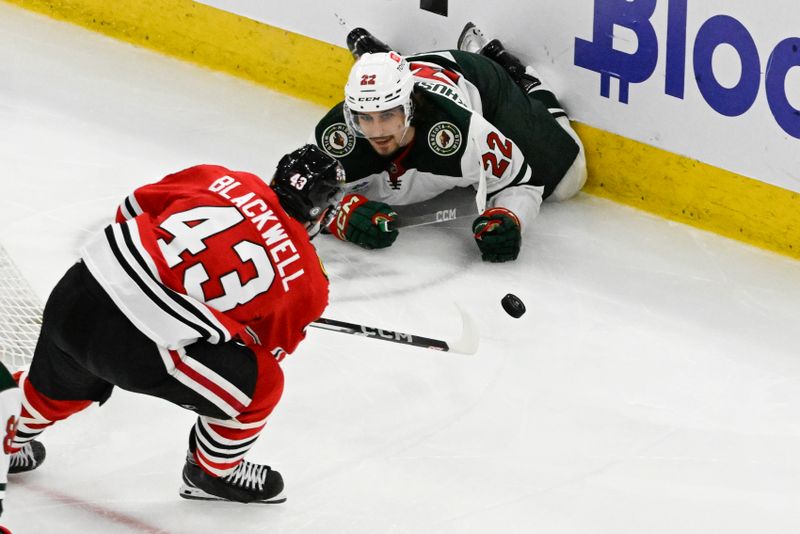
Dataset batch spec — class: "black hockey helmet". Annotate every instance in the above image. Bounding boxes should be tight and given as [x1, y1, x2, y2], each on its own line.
[271, 144, 346, 238]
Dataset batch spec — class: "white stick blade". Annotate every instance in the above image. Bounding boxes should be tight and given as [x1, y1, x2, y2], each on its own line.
[448, 306, 479, 355]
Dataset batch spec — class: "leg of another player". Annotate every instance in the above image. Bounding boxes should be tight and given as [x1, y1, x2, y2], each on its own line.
[457, 23, 588, 201]
[457, 23, 586, 141]
[8, 370, 94, 473]
[0, 363, 21, 523]
[6, 261, 116, 474]
[459, 24, 562, 113]
[547, 116, 588, 202]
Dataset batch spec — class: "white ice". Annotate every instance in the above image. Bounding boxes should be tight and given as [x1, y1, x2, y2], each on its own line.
[2, 4, 800, 533]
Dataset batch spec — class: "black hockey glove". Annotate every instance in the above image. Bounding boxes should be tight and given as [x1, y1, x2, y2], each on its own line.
[328, 194, 398, 249]
[472, 207, 521, 262]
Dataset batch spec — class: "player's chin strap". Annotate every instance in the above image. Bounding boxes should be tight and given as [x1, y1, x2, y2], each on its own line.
[310, 305, 479, 355]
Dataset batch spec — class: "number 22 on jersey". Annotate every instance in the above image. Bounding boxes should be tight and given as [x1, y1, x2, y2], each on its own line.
[481, 132, 513, 178]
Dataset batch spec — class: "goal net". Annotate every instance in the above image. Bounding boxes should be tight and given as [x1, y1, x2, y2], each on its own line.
[0, 244, 42, 369]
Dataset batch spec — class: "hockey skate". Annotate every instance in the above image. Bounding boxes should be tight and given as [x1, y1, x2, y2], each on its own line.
[346, 28, 392, 59]
[457, 23, 543, 94]
[179, 452, 286, 504]
[456, 22, 487, 54]
[8, 440, 46, 474]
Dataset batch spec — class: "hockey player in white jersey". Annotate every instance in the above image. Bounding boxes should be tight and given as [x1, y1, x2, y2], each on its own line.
[314, 23, 587, 262]
[0, 362, 21, 532]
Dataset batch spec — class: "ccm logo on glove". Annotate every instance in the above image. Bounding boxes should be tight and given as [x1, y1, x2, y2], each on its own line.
[328, 194, 398, 249]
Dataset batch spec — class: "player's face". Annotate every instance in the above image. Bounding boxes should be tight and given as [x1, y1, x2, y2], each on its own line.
[354, 107, 413, 156]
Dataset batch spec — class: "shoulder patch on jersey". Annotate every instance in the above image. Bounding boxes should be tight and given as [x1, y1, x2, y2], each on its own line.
[428, 122, 462, 156]
[321, 123, 355, 157]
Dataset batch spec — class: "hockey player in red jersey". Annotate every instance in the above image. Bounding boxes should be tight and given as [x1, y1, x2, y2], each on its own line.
[7, 144, 345, 504]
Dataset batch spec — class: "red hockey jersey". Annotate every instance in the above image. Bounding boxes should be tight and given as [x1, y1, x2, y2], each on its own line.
[81, 165, 329, 356]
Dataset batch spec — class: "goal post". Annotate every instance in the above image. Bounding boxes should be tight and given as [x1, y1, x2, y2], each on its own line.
[0, 244, 42, 369]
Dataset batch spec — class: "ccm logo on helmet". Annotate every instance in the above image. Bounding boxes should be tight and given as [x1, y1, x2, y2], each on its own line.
[358, 96, 381, 102]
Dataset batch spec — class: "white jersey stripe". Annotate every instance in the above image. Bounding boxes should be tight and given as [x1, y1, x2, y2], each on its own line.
[82, 221, 237, 348]
[118, 223, 231, 343]
[127, 192, 143, 215]
[119, 193, 143, 220]
[109, 223, 217, 340]
[119, 201, 134, 221]
[126, 222, 163, 282]
[83, 229, 214, 347]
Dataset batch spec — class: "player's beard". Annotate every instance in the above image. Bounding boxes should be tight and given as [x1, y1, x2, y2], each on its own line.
[368, 126, 413, 156]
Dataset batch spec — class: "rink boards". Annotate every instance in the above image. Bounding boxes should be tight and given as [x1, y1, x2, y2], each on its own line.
[4, 0, 799, 259]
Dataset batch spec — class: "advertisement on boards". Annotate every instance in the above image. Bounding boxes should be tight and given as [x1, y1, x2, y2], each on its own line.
[573, 0, 799, 190]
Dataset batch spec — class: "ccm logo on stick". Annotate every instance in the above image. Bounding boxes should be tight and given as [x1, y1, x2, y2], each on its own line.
[359, 326, 413, 342]
[435, 209, 457, 222]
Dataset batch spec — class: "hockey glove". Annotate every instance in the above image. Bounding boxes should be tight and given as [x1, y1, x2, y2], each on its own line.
[328, 194, 398, 249]
[472, 207, 521, 262]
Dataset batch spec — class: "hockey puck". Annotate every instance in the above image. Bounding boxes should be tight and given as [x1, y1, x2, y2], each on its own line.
[501, 293, 526, 318]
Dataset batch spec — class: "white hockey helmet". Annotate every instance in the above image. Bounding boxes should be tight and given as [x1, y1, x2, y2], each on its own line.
[344, 51, 414, 137]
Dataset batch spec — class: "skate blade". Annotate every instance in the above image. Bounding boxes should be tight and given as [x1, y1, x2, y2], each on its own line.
[457, 22, 485, 53]
[179, 484, 287, 504]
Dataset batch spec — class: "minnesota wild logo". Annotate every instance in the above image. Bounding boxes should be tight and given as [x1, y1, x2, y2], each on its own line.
[428, 122, 461, 156]
[321, 123, 355, 157]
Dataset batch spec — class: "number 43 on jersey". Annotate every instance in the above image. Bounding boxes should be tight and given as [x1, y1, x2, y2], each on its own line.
[157, 206, 275, 312]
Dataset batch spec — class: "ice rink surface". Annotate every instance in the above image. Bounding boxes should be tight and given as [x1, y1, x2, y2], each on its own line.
[2, 4, 800, 533]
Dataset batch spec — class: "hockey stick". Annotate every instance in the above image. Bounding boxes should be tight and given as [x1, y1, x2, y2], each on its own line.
[391, 188, 478, 229]
[390, 178, 487, 230]
[309, 306, 479, 355]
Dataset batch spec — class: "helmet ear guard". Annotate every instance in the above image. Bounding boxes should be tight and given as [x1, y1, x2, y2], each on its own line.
[343, 51, 415, 137]
[270, 145, 346, 238]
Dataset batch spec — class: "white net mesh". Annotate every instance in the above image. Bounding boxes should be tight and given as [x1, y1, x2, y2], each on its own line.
[0, 244, 42, 369]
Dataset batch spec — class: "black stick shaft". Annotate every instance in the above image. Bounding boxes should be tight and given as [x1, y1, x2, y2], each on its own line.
[311, 317, 449, 352]
[390, 187, 480, 230]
